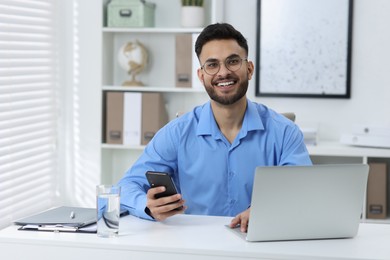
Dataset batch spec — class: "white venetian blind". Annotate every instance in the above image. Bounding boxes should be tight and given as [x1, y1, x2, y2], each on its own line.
[0, 0, 59, 229]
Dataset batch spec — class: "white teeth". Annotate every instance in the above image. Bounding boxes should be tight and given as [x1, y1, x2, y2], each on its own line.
[217, 81, 234, 87]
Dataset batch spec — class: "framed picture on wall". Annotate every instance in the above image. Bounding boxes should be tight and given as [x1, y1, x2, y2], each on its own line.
[255, 0, 353, 98]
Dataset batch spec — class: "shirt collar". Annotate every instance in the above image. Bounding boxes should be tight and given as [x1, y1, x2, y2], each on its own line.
[196, 100, 265, 137]
[244, 99, 264, 132]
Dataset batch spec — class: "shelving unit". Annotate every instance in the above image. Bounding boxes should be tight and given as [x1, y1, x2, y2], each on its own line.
[307, 141, 390, 223]
[100, 0, 224, 184]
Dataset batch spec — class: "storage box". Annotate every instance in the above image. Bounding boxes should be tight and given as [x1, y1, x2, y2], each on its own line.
[107, 0, 156, 27]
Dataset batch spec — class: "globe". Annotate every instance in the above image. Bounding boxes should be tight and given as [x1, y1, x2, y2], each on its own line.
[117, 40, 148, 86]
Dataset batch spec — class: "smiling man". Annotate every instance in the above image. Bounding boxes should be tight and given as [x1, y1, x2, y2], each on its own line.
[118, 23, 312, 232]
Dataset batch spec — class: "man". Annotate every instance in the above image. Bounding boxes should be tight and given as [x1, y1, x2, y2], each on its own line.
[118, 23, 312, 232]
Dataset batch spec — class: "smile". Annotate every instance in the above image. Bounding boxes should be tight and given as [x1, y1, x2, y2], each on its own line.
[216, 81, 235, 87]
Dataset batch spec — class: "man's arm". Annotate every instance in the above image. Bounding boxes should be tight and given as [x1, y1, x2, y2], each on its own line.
[117, 122, 181, 220]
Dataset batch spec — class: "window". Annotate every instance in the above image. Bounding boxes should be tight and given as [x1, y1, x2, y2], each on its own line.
[0, 0, 59, 228]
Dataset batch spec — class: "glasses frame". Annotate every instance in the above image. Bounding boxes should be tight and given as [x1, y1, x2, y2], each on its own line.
[201, 57, 248, 76]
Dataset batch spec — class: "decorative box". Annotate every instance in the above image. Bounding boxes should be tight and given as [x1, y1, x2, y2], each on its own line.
[107, 0, 156, 27]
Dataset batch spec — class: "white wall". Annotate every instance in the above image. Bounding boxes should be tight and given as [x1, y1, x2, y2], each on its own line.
[225, 0, 390, 141]
[60, 0, 103, 206]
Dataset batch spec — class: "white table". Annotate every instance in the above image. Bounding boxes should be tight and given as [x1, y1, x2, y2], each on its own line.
[1, 214, 390, 260]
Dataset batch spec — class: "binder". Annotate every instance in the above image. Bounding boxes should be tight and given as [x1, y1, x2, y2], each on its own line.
[175, 34, 192, 88]
[106, 92, 124, 144]
[175, 33, 203, 89]
[141, 93, 168, 145]
[123, 92, 142, 145]
[340, 134, 390, 149]
[352, 125, 390, 137]
[366, 163, 387, 219]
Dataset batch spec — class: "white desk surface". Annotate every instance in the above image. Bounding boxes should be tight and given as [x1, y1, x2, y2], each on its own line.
[1, 214, 390, 260]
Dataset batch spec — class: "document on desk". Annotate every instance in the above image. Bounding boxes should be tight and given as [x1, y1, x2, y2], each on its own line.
[19, 223, 97, 233]
[14, 206, 98, 233]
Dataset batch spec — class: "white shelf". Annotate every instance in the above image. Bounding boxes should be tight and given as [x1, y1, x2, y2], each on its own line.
[103, 140, 390, 159]
[362, 217, 390, 224]
[102, 86, 205, 93]
[307, 141, 390, 158]
[103, 27, 204, 34]
[102, 143, 145, 150]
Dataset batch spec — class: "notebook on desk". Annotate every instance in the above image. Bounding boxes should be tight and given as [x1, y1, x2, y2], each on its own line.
[228, 164, 369, 242]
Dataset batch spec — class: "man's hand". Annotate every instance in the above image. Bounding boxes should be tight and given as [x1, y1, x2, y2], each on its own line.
[146, 186, 186, 221]
[229, 208, 250, 233]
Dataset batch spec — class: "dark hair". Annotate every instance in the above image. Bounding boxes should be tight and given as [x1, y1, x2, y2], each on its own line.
[195, 23, 248, 58]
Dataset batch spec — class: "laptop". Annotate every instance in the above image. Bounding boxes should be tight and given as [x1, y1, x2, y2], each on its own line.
[229, 164, 369, 242]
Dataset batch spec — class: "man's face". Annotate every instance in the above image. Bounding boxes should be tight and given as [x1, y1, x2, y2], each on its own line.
[197, 39, 254, 106]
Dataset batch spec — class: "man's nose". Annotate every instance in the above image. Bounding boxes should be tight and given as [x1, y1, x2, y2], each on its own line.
[217, 62, 231, 75]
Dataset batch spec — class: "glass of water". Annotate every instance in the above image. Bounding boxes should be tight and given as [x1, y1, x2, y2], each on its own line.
[96, 184, 121, 238]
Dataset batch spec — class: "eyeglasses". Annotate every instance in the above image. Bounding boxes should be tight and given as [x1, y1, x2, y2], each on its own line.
[201, 57, 248, 76]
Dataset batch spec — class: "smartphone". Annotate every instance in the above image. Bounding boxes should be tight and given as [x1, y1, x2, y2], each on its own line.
[145, 171, 180, 199]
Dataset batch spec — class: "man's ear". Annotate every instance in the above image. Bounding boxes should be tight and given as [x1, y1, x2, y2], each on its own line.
[197, 68, 204, 83]
[247, 61, 255, 80]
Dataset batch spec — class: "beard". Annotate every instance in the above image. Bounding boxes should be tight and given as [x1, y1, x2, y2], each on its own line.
[204, 76, 248, 105]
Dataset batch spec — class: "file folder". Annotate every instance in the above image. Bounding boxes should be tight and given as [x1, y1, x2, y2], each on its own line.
[14, 206, 97, 233]
[366, 163, 387, 219]
[14, 206, 129, 233]
[106, 92, 124, 144]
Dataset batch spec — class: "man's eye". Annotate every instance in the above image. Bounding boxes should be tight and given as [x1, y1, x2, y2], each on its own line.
[227, 58, 240, 65]
[206, 62, 218, 68]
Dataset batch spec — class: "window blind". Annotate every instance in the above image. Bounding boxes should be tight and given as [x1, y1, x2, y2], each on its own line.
[0, 0, 59, 229]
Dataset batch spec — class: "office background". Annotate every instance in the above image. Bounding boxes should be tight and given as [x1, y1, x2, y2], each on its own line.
[1, 0, 389, 228]
[64, 0, 390, 201]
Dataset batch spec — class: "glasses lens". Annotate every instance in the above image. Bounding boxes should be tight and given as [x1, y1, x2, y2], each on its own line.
[203, 61, 220, 75]
[225, 57, 243, 72]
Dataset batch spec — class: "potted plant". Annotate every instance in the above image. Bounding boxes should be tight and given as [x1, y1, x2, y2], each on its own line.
[181, 0, 204, 6]
[181, 0, 205, 27]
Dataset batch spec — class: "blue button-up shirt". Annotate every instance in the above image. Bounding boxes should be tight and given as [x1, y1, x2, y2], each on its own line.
[118, 100, 312, 220]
